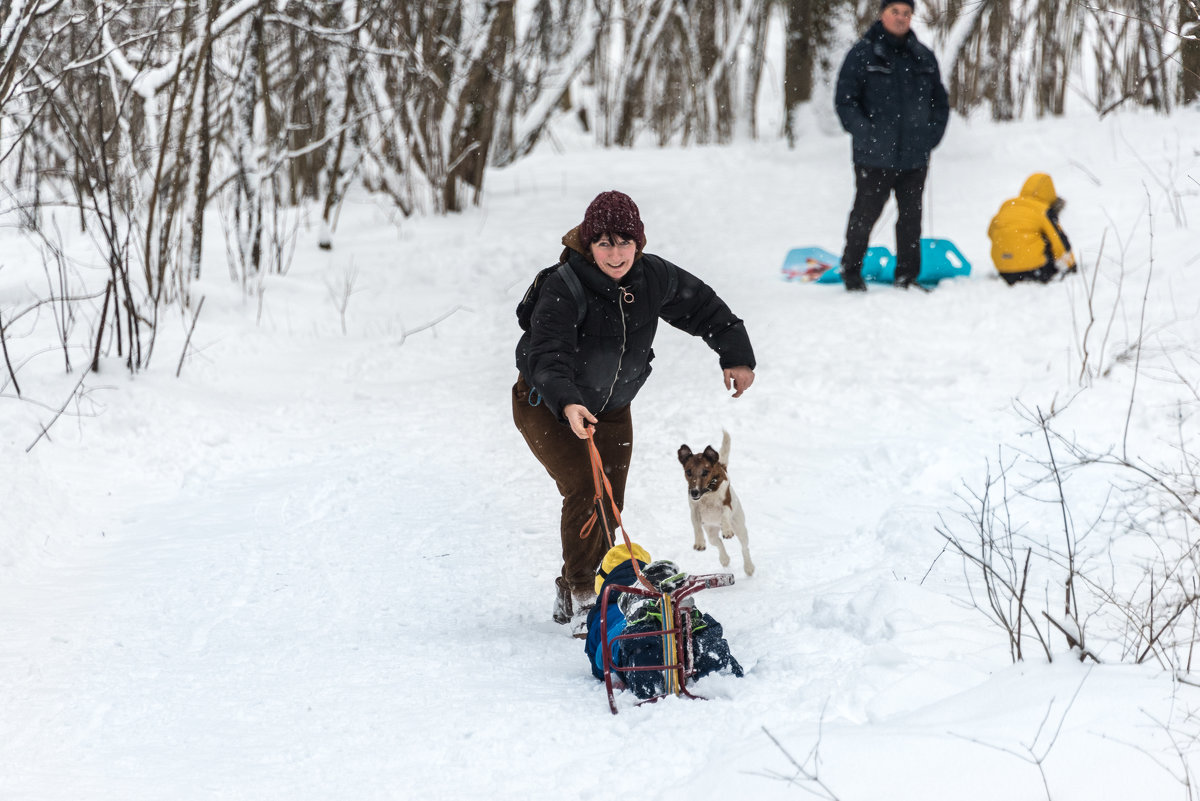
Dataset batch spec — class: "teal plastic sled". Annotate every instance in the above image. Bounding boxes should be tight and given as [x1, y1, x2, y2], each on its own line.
[781, 238, 971, 286]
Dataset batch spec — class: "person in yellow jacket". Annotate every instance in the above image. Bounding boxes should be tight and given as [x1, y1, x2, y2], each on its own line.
[987, 173, 1076, 285]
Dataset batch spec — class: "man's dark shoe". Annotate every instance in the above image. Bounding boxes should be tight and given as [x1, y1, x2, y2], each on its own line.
[843, 272, 867, 292]
[895, 275, 932, 292]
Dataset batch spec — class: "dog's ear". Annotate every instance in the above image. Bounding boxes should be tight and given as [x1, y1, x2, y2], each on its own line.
[702, 445, 720, 462]
[677, 445, 693, 465]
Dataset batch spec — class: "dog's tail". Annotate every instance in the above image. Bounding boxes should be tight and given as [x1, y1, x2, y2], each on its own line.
[720, 429, 731, 465]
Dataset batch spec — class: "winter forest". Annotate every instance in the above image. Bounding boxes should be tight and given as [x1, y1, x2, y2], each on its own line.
[1, 0, 1198, 381]
[4, 1, 1200, 797]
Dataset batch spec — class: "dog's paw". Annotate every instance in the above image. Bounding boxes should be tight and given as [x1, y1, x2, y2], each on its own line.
[721, 531, 734, 539]
[719, 553, 730, 567]
[694, 543, 706, 551]
[744, 563, 755, 576]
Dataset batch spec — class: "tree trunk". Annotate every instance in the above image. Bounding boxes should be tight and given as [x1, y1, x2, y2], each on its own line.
[782, 0, 815, 145]
[189, 0, 219, 280]
[446, 0, 514, 210]
[743, 3, 769, 139]
[985, 0, 1014, 120]
[1182, 1, 1200, 105]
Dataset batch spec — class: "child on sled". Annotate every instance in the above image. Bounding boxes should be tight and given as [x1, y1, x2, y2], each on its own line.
[584, 543, 743, 700]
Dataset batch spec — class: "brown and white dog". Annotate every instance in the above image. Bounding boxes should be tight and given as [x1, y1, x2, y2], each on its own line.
[677, 430, 754, 576]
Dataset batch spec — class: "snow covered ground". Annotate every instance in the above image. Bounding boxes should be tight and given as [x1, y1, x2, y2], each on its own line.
[3, 107, 1199, 800]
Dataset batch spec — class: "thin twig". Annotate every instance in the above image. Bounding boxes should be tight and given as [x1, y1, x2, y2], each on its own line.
[25, 370, 89, 453]
[920, 544, 947, 585]
[951, 668, 1092, 801]
[176, 296, 205, 378]
[91, 279, 113, 373]
[398, 305, 465, 345]
[0, 308, 20, 396]
[1123, 187, 1155, 459]
[759, 721, 842, 801]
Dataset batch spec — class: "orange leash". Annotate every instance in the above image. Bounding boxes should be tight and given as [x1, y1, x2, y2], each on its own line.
[580, 428, 621, 547]
[582, 428, 654, 591]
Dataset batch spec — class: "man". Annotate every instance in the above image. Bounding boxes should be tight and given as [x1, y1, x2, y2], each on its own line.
[834, 0, 950, 291]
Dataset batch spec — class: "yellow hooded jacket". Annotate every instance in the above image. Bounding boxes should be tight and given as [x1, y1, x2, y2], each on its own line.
[987, 173, 1071, 275]
[595, 542, 652, 594]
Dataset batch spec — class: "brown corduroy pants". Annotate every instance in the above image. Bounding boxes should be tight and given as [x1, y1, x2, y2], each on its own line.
[511, 374, 633, 596]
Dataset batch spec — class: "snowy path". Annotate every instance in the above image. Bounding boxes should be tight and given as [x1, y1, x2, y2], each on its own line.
[4, 113, 1199, 799]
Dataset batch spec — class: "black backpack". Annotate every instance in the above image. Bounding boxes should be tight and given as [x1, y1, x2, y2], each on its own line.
[516, 262, 586, 331]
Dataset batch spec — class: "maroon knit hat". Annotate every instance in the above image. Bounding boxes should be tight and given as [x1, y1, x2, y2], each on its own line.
[580, 191, 646, 250]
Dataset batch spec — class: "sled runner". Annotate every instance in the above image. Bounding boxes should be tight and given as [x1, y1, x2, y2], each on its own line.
[781, 238, 972, 287]
[598, 572, 735, 715]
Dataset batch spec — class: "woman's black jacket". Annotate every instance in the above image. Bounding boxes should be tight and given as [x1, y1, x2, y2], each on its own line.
[515, 247, 755, 422]
[835, 21, 950, 171]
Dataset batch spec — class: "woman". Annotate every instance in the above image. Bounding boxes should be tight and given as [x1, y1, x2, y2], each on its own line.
[512, 190, 755, 633]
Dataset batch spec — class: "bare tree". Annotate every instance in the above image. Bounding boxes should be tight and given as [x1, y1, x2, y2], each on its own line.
[783, 0, 837, 143]
[1182, 0, 1200, 103]
[3, 0, 1197, 433]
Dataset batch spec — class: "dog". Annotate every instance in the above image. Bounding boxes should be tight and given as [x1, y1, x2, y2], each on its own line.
[677, 430, 754, 576]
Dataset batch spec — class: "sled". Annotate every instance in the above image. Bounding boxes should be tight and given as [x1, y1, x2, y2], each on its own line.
[781, 238, 972, 287]
[599, 572, 735, 715]
[780, 246, 839, 283]
[780, 245, 892, 284]
[874, 238, 972, 285]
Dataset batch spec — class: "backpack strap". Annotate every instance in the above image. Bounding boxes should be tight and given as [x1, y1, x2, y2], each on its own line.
[557, 262, 586, 324]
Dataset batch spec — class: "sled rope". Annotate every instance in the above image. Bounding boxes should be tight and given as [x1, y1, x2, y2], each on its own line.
[582, 429, 654, 591]
[579, 428, 620, 546]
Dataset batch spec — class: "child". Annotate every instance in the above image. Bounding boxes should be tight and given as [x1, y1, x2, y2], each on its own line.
[584, 543, 743, 700]
[987, 173, 1077, 285]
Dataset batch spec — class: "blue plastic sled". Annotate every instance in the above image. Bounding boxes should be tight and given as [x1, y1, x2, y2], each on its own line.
[781, 238, 971, 287]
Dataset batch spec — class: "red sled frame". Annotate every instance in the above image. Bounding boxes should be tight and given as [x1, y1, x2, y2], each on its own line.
[599, 572, 735, 715]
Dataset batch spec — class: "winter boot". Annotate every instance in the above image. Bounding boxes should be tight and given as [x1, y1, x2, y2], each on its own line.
[553, 578, 573, 625]
[570, 588, 595, 638]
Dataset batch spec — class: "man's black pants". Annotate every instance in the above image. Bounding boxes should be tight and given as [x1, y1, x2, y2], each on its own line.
[840, 165, 928, 284]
